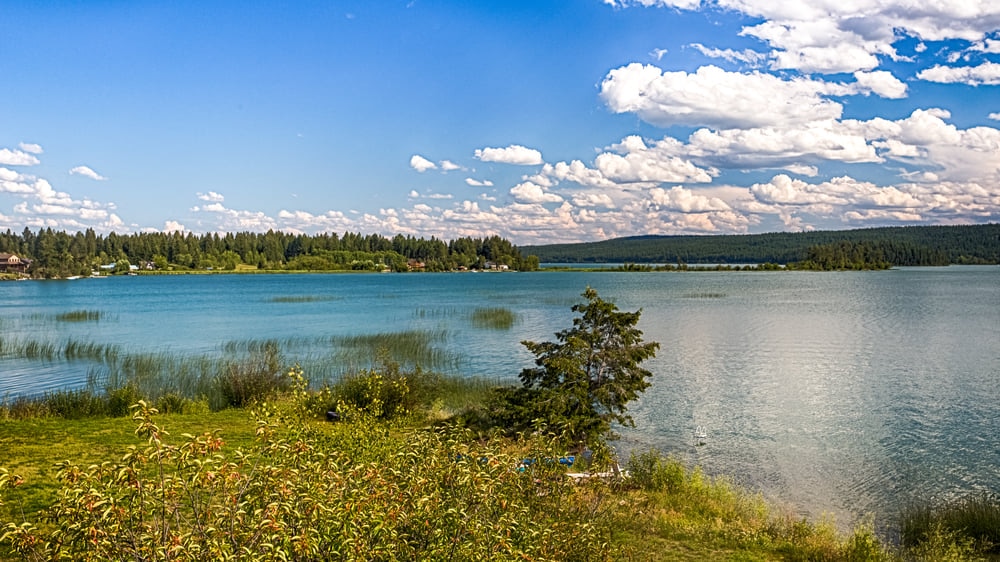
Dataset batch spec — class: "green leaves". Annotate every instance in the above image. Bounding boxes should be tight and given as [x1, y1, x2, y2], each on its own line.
[510, 287, 659, 449]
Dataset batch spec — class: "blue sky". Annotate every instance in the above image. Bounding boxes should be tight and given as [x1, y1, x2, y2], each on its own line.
[2, 1, 999, 244]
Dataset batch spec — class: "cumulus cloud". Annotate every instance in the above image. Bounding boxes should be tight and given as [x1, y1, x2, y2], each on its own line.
[18, 142, 43, 154]
[689, 43, 767, 66]
[69, 165, 108, 181]
[608, 0, 1000, 74]
[853, 70, 907, 99]
[440, 160, 462, 171]
[0, 148, 41, 166]
[601, 64, 847, 129]
[409, 154, 437, 172]
[164, 221, 186, 232]
[917, 62, 1000, 85]
[465, 177, 494, 187]
[474, 144, 543, 165]
[197, 191, 225, 202]
[510, 181, 563, 203]
[989, 112, 1000, 121]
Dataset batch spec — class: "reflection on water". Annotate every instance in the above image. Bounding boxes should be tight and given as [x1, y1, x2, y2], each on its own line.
[1, 267, 998, 528]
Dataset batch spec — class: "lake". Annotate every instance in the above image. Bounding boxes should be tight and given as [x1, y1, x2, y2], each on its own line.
[1, 267, 998, 530]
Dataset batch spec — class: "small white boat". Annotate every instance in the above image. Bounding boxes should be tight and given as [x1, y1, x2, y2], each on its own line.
[694, 426, 707, 446]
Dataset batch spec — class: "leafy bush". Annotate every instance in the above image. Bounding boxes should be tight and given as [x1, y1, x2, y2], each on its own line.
[0, 368, 615, 561]
[627, 449, 685, 492]
[105, 385, 142, 417]
[215, 342, 286, 408]
[327, 360, 414, 421]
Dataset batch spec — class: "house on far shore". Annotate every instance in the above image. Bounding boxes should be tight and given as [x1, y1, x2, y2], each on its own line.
[0, 253, 30, 275]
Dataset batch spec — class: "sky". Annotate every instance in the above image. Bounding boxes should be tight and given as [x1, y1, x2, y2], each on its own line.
[1, 1, 999, 245]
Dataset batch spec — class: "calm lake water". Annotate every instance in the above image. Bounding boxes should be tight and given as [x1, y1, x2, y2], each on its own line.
[1, 267, 998, 529]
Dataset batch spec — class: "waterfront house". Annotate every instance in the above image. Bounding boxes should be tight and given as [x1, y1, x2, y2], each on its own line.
[0, 253, 30, 274]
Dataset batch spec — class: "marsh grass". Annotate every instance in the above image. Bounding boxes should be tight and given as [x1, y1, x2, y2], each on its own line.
[54, 310, 105, 322]
[901, 493, 1000, 555]
[469, 306, 518, 330]
[329, 329, 462, 372]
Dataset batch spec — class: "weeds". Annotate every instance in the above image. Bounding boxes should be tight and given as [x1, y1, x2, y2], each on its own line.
[469, 306, 518, 330]
[54, 310, 104, 323]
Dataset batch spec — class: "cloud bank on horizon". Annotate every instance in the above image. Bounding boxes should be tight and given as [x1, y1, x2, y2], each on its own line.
[1, 1, 998, 244]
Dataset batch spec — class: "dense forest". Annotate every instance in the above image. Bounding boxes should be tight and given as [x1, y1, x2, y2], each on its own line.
[523, 224, 1000, 266]
[0, 228, 539, 278]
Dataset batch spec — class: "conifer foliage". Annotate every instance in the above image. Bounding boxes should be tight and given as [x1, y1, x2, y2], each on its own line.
[497, 287, 659, 449]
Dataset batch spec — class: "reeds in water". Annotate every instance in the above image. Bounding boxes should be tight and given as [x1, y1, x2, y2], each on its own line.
[469, 307, 518, 330]
[55, 310, 105, 322]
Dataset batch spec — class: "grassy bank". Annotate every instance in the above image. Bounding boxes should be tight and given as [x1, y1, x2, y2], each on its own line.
[3, 368, 994, 560]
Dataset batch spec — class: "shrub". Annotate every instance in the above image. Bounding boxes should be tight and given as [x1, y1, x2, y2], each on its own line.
[0, 370, 615, 561]
[215, 342, 286, 408]
[627, 449, 685, 492]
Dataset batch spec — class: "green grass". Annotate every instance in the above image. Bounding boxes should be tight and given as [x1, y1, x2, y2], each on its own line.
[0, 408, 255, 519]
[901, 493, 1000, 555]
[469, 306, 518, 330]
[54, 309, 105, 322]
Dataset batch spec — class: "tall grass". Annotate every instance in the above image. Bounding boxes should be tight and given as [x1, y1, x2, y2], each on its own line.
[901, 492, 1000, 555]
[55, 310, 105, 322]
[469, 306, 518, 330]
[328, 329, 462, 372]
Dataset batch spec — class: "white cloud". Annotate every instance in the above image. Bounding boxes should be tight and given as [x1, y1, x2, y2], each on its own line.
[601, 64, 846, 129]
[917, 62, 1000, 85]
[689, 43, 767, 66]
[164, 221, 186, 232]
[197, 191, 225, 202]
[192, 201, 279, 231]
[409, 154, 437, 172]
[69, 165, 108, 181]
[0, 148, 41, 166]
[18, 142, 43, 154]
[989, 112, 1000, 121]
[440, 160, 462, 171]
[649, 185, 731, 212]
[853, 70, 907, 99]
[465, 177, 494, 187]
[474, 144, 544, 165]
[609, 1, 1000, 74]
[650, 48, 668, 60]
[510, 181, 563, 203]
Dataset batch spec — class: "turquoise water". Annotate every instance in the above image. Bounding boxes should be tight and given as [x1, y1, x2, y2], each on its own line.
[1, 267, 998, 527]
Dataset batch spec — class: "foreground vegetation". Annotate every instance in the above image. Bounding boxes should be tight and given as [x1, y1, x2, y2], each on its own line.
[2, 366, 998, 559]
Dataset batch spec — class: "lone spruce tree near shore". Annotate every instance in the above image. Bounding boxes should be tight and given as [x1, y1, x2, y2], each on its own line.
[498, 287, 659, 450]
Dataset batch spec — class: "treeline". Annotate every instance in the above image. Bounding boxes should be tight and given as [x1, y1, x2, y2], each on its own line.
[523, 224, 1000, 266]
[0, 228, 539, 278]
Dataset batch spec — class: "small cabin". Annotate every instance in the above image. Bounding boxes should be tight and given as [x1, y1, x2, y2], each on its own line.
[0, 253, 30, 274]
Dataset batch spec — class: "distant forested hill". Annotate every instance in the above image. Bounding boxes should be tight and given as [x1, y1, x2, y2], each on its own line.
[522, 224, 1000, 266]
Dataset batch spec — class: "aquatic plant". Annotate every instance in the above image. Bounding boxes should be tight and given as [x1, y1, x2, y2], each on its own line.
[54, 310, 105, 323]
[469, 306, 518, 330]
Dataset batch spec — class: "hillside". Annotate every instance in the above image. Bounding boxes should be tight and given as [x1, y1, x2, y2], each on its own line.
[522, 224, 1000, 266]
